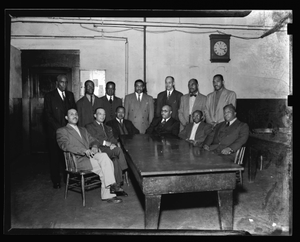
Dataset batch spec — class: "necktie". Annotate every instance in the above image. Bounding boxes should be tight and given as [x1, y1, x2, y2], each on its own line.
[226, 122, 230, 127]
[138, 94, 141, 102]
[190, 93, 197, 97]
[101, 123, 107, 138]
[62, 91, 66, 101]
[90, 95, 93, 106]
[161, 119, 166, 125]
[167, 91, 170, 100]
[109, 96, 113, 104]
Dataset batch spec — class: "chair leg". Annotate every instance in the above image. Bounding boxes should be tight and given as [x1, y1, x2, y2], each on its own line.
[125, 170, 129, 186]
[64, 173, 70, 199]
[81, 175, 86, 207]
[240, 170, 243, 186]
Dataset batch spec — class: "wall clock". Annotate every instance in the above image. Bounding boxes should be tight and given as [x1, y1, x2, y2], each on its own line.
[209, 34, 231, 63]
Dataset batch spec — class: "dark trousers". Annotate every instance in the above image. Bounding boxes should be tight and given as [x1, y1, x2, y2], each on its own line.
[101, 146, 128, 184]
[48, 134, 66, 184]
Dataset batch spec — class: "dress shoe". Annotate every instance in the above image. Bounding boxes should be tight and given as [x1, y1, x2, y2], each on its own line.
[115, 191, 128, 197]
[102, 197, 123, 203]
[110, 183, 124, 193]
[53, 183, 61, 189]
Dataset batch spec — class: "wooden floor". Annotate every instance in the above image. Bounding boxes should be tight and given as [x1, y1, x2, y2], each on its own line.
[7, 153, 290, 235]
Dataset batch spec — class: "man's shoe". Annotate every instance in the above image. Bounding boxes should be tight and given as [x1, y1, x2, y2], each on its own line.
[102, 197, 123, 203]
[115, 191, 128, 197]
[53, 183, 61, 189]
[110, 183, 123, 193]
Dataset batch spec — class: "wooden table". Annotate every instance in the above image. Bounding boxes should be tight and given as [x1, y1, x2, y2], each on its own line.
[120, 134, 243, 230]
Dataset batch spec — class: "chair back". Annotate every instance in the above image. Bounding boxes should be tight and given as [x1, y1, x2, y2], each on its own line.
[234, 147, 246, 165]
[64, 152, 78, 172]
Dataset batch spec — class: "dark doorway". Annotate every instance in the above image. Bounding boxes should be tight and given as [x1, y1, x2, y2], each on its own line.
[29, 67, 72, 153]
[21, 50, 80, 154]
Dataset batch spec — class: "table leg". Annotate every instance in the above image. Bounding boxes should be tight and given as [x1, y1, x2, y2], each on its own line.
[145, 194, 162, 229]
[217, 190, 233, 230]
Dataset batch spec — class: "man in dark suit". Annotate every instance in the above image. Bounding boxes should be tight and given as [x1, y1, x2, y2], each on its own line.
[44, 74, 76, 189]
[156, 76, 183, 121]
[203, 104, 249, 162]
[179, 110, 212, 147]
[106, 106, 140, 139]
[76, 80, 102, 127]
[99, 81, 122, 123]
[146, 105, 180, 136]
[85, 107, 128, 196]
[56, 108, 122, 203]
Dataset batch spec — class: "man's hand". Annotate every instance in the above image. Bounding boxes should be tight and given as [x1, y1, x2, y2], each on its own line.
[91, 147, 99, 154]
[85, 149, 95, 158]
[109, 144, 117, 150]
[203, 144, 210, 151]
[105, 141, 112, 147]
[221, 147, 233, 155]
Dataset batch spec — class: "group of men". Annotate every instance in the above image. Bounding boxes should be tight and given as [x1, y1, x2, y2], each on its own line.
[44, 73, 249, 204]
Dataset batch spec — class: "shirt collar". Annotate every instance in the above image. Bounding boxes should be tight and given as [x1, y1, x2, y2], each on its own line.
[85, 93, 93, 101]
[163, 117, 171, 122]
[229, 118, 237, 126]
[57, 88, 64, 96]
[193, 121, 201, 126]
[95, 120, 103, 126]
[166, 88, 174, 95]
[116, 117, 123, 123]
[135, 92, 143, 98]
[106, 94, 114, 101]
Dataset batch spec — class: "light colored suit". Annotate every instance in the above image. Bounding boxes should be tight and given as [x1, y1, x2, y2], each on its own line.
[124, 92, 154, 134]
[178, 121, 212, 147]
[56, 124, 116, 199]
[178, 93, 207, 131]
[205, 88, 237, 125]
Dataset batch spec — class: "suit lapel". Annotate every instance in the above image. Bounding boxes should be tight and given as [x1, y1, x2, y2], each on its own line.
[66, 125, 86, 146]
[216, 88, 227, 115]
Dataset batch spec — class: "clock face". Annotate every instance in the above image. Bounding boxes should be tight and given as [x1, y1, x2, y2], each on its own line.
[213, 41, 228, 56]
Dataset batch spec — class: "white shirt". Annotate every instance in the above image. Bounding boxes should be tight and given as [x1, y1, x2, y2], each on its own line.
[68, 124, 82, 138]
[135, 92, 143, 101]
[228, 118, 237, 126]
[189, 121, 201, 140]
[116, 118, 123, 124]
[57, 88, 65, 101]
[162, 117, 171, 123]
[166, 88, 174, 97]
[106, 94, 114, 101]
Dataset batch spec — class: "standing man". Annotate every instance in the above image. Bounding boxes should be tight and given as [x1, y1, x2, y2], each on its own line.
[178, 78, 207, 132]
[205, 74, 237, 127]
[76, 80, 102, 127]
[85, 107, 128, 195]
[99, 81, 122, 123]
[44, 74, 76, 189]
[156, 76, 183, 121]
[146, 105, 180, 136]
[124, 79, 154, 134]
[178, 110, 212, 147]
[106, 106, 140, 139]
[56, 108, 122, 203]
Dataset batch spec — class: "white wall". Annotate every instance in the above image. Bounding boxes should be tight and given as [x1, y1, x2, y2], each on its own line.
[10, 10, 291, 101]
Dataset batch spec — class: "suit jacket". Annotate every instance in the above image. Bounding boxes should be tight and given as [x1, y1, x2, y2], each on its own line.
[124, 92, 154, 134]
[106, 118, 140, 139]
[156, 89, 183, 120]
[44, 88, 76, 138]
[76, 95, 102, 127]
[205, 88, 237, 125]
[204, 119, 249, 161]
[178, 121, 212, 147]
[145, 117, 180, 136]
[178, 93, 207, 131]
[56, 124, 101, 170]
[85, 120, 118, 146]
[99, 95, 123, 123]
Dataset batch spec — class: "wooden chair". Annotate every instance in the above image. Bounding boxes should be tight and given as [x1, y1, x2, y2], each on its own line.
[234, 146, 246, 185]
[63, 152, 102, 207]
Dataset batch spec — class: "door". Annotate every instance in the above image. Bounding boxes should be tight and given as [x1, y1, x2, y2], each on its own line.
[29, 67, 72, 153]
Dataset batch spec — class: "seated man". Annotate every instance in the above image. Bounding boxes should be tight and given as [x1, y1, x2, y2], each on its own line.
[203, 104, 249, 161]
[56, 108, 122, 203]
[106, 106, 140, 139]
[178, 110, 212, 147]
[85, 107, 128, 196]
[145, 105, 180, 136]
